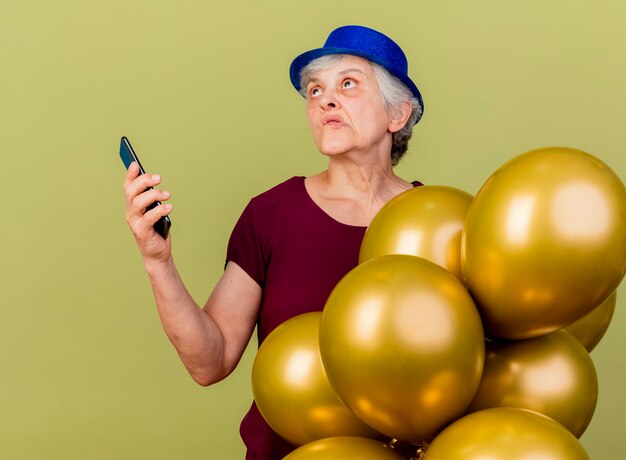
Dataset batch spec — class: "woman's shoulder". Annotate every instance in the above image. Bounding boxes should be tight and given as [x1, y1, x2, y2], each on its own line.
[250, 176, 306, 205]
[237, 177, 308, 236]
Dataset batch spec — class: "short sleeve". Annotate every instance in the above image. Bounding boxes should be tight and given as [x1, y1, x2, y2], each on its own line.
[225, 200, 267, 287]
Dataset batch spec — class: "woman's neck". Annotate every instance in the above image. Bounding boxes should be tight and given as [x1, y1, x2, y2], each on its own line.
[326, 154, 410, 198]
[305, 155, 413, 226]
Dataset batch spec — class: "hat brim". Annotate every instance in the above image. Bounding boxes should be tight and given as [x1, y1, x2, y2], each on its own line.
[289, 46, 424, 120]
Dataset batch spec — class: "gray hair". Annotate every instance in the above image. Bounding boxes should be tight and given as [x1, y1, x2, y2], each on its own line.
[299, 54, 421, 166]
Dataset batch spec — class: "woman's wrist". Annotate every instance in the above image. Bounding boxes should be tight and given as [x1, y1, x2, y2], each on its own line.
[143, 255, 176, 279]
[143, 255, 192, 307]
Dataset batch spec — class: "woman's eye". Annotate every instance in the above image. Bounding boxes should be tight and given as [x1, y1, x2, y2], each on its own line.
[343, 79, 356, 89]
[310, 87, 322, 97]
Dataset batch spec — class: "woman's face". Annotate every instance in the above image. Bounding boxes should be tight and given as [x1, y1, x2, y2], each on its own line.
[305, 55, 402, 159]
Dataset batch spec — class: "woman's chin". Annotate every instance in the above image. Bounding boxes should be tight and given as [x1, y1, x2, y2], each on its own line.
[317, 142, 353, 157]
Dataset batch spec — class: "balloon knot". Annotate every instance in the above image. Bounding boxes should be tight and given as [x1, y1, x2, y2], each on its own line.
[388, 439, 430, 459]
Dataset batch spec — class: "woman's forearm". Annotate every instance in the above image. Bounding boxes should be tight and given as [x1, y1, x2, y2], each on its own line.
[143, 257, 227, 385]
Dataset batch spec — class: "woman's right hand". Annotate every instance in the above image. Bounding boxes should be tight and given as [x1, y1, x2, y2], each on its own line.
[123, 161, 174, 264]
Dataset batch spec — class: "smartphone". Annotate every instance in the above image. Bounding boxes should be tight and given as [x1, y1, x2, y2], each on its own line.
[120, 136, 171, 239]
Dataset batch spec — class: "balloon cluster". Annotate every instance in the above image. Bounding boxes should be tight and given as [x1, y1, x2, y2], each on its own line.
[252, 147, 626, 459]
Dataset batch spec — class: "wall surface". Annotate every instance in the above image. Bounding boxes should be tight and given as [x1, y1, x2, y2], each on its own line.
[1, 1, 624, 458]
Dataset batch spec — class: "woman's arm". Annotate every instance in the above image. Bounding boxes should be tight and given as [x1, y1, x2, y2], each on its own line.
[124, 162, 260, 386]
[144, 259, 260, 386]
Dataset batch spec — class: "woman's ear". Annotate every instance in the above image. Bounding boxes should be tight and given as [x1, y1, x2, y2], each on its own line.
[388, 100, 412, 133]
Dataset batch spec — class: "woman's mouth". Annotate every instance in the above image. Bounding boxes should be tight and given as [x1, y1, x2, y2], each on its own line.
[323, 117, 345, 127]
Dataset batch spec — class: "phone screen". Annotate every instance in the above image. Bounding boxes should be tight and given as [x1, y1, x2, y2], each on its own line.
[120, 136, 171, 239]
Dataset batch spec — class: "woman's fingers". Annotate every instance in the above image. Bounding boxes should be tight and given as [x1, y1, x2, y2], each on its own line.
[132, 188, 171, 213]
[124, 166, 171, 232]
[143, 202, 173, 228]
[123, 161, 141, 189]
[122, 162, 173, 261]
[127, 190, 172, 231]
[124, 170, 163, 205]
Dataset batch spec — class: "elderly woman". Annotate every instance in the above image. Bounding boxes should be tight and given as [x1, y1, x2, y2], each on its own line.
[123, 25, 424, 460]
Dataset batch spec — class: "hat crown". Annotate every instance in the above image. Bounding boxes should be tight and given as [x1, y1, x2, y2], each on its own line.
[323, 25, 408, 76]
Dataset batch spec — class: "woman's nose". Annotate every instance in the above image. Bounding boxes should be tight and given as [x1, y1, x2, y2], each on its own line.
[320, 90, 340, 110]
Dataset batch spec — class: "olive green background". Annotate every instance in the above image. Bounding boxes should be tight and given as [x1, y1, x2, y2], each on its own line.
[1, 1, 624, 458]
